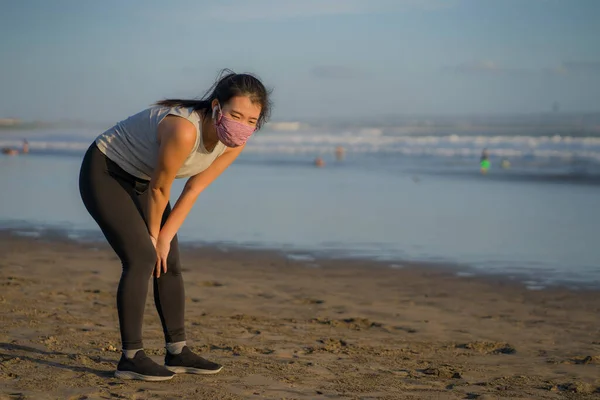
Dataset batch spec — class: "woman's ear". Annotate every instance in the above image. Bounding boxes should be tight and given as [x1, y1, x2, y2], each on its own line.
[211, 99, 220, 120]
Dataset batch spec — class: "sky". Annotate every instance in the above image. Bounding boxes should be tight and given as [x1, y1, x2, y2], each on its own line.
[1, 0, 599, 124]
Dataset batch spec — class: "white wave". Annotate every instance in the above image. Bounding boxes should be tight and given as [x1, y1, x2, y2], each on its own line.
[0, 140, 89, 151]
[2, 133, 600, 163]
[254, 132, 600, 147]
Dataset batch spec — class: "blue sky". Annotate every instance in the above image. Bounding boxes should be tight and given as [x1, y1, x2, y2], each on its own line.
[1, 0, 599, 123]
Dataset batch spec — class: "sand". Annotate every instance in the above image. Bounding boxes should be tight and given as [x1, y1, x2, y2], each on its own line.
[0, 232, 599, 399]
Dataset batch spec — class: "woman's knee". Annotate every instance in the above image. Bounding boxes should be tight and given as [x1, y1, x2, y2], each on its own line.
[122, 246, 156, 275]
[166, 253, 182, 276]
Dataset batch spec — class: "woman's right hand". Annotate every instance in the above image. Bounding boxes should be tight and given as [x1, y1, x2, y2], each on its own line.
[150, 235, 170, 278]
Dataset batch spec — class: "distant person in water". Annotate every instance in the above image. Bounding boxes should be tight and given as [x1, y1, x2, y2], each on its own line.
[78, 70, 271, 381]
[314, 156, 325, 167]
[335, 146, 345, 161]
[1, 148, 18, 156]
[1, 139, 30, 156]
[480, 148, 490, 174]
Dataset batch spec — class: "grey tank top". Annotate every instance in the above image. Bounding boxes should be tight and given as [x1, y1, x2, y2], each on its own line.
[95, 106, 227, 180]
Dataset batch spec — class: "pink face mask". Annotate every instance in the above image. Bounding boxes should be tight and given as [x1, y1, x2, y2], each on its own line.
[213, 105, 256, 147]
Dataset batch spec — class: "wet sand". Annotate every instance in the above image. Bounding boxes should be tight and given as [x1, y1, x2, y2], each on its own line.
[0, 232, 599, 399]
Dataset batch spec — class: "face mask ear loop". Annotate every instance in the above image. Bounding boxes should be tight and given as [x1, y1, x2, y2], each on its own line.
[212, 103, 223, 124]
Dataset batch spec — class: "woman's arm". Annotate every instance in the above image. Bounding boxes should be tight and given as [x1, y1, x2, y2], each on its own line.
[148, 116, 197, 241]
[157, 145, 245, 244]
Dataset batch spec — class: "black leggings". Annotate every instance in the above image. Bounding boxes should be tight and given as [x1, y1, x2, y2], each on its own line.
[79, 143, 185, 349]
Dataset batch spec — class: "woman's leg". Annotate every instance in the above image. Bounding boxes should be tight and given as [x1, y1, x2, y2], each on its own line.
[142, 199, 222, 375]
[79, 144, 157, 350]
[135, 193, 186, 345]
[154, 239, 186, 345]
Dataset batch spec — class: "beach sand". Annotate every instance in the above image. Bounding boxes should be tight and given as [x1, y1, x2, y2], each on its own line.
[0, 232, 599, 399]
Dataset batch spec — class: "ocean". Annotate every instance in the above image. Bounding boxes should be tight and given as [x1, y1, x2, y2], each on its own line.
[1, 126, 599, 289]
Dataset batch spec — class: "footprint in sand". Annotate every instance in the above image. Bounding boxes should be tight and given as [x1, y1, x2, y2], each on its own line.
[566, 355, 600, 364]
[200, 280, 224, 287]
[420, 365, 462, 379]
[456, 341, 516, 355]
[548, 381, 598, 394]
[296, 298, 325, 305]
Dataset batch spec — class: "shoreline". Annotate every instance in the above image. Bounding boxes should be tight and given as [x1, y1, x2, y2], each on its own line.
[1, 227, 598, 292]
[1, 232, 599, 398]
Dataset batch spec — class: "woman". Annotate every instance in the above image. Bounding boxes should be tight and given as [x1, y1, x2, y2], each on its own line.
[79, 70, 271, 381]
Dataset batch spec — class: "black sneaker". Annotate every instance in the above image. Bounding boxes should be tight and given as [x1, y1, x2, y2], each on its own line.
[164, 346, 223, 375]
[114, 350, 175, 381]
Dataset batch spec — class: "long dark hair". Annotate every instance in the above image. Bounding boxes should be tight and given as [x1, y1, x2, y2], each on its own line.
[156, 69, 272, 130]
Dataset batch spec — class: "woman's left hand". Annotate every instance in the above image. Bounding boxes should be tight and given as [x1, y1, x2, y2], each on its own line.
[154, 236, 171, 278]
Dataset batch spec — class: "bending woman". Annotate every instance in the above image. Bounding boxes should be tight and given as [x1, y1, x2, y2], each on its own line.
[79, 71, 271, 381]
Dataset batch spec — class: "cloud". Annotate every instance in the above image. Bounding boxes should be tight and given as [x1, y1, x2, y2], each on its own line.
[140, 0, 455, 25]
[444, 60, 600, 77]
[192, 0, 453, 22]
[447, 60, 504, 74]
[562, 61, 600, 74]
[309, 65, 364, 79]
